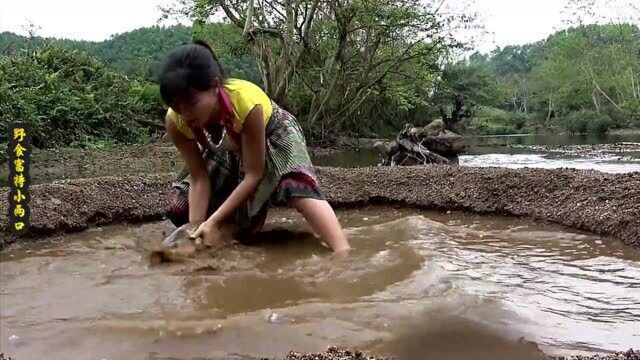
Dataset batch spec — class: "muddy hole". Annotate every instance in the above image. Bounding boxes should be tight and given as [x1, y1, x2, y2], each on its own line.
[1, 207, 639, 360]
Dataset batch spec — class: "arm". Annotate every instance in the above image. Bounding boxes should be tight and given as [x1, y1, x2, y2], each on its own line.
[207, 105, 266, 225]
[165, 114, 210, 228]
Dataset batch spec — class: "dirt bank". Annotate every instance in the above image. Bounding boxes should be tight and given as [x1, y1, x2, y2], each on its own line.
[1, 348, 638, 360]
[1, 165, 639, 248]
[272, 347, 640, 360]
[609, 128, 640, 136]
[506, 142, 640, 156]
[0, 143, 183, 186]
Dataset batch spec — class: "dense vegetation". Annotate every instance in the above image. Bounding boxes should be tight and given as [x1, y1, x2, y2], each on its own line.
[0, 24, 260, 148]
[0, 24, 261, 82]
[456, 24, 640, 135]
[0, 45, 162, 149]
[1, 0, 638, 150]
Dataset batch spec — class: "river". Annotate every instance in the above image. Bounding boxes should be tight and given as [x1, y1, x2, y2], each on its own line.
[311, 133, 640, 173]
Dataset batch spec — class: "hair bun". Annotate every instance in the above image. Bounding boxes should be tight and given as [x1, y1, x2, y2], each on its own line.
[192, 40, 226, 78]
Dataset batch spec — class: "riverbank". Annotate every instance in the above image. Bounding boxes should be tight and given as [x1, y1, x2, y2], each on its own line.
[273, 347, 640, 360]
[272, 347, 640, 360]
[608, 128, 640, 136]
[1, 347, 637, 360]
[1, 165, 638, 248]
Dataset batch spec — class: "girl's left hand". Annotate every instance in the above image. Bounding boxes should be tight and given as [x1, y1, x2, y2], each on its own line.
[189, 219, 223, 247]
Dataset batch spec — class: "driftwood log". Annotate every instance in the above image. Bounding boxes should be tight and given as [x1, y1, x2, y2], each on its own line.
[379, 119, 466, 166]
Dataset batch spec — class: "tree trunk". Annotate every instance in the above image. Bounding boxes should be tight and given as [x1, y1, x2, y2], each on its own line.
[546, 95, 553, 123]
[631, 68, 638, 100]
[220, 0, 321, 106]
[594, 80, 622, 112]
[592, 86, 601, 113]
[242, 0, 255, 36]
[387, 138, 451, 166]
[378, 120, 466, 167]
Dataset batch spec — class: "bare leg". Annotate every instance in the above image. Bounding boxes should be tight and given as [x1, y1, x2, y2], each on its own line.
[290, 197, 351, 253]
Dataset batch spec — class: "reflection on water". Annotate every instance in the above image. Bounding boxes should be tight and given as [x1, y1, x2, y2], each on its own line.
[312, 133, 640, 172]
[459, 153, 640, 173]
[465, 132, 640, 147]
[1, 208, 639, 359]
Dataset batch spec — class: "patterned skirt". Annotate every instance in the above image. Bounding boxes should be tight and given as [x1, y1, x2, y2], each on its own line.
[166, 102, 324, 234]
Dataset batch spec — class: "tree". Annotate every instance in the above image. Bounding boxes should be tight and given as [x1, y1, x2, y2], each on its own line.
[432, 58, 507, 130]
[530, 24, 640, 128]
[487, 44, 541, 114]
[161, 0, 478, 140]
[562, 0, 640, 26]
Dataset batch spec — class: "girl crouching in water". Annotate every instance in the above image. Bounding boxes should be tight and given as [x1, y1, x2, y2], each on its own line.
[159, 40, 351, 253]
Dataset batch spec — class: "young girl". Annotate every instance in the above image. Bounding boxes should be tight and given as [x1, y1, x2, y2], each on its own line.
[159, 40, 351, 253]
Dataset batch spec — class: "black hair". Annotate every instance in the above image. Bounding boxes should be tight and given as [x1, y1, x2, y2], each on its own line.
[158, 40, 226, 107]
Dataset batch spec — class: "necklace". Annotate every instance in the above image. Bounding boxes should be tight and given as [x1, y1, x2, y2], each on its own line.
[203, 125, 226, 149]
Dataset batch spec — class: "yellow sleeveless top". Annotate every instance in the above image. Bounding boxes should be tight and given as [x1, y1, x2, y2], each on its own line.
[166, 78, 273, 139]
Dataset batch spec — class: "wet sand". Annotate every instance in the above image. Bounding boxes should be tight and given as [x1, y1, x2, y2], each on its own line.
[277, 347, 640, 360]
[1, 348, 638, 360]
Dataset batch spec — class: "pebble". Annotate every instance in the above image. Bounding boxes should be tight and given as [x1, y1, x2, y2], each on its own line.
[551, 349, 640, 360]
[268, 313, 280, 323]
[8, 334, 21, 345]
[266, 347, 640, 360]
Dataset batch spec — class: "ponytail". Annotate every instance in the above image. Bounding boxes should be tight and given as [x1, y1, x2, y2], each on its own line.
[192, 40, 226, 80]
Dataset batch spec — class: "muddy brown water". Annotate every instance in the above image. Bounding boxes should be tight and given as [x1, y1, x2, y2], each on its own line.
[1, 208, 639, 360]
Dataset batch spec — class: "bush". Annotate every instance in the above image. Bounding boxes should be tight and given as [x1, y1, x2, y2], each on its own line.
[588, 115, 613, 134]
[465, 107, 532, 135]
[620, 100, 640, 128]
[128, 81, 165, 120]
[0, 45, 162, 149]
[559, 110, 613, 134]
[559, 115, 588, 134]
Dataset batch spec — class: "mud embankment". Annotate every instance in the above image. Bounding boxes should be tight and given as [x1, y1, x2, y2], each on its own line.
[1, 166, 639, 248]
[276, 347, 640, 360]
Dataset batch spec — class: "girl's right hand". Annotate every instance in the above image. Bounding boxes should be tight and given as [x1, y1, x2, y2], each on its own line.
[189, 219, 223, 247]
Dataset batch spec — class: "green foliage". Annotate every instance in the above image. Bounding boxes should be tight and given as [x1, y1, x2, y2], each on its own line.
[128, 81, 165, 119]
[0, 45, 160, 148]
[449, 23, 640, 135]
[621, 101, 640, 127]
[1, 24, 262, 83]
[433, 58, 510, 130]
[2, 19, 639, 148]
[558, 110, 613, 134]
[171, 0, 475, 142]
[466, 107, 531, 135]
[0, 23, 262, 150]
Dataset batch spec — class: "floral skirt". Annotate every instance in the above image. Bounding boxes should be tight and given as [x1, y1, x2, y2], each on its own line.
[166, 102, 324, 234]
